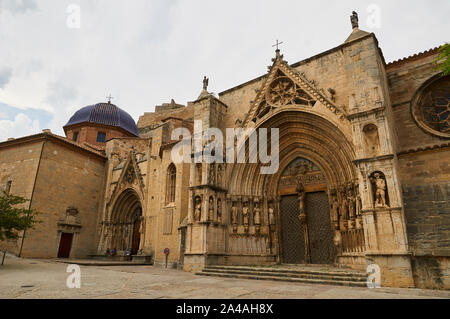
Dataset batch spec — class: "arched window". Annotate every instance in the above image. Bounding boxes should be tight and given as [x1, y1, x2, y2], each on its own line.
[166, 164, 176, 204]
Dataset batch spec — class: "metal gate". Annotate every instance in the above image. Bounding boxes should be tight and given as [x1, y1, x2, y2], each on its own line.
[280, 192, 336, 264]
[280, 195, 306, 263]
[306, 192, 337, 264]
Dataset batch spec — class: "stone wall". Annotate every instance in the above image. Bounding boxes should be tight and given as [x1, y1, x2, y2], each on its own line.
[0, 138, 44, 255]
[398, 148, 450, 289]
[21, 138, 106, 258]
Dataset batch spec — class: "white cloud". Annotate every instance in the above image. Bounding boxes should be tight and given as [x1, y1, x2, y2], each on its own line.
[0, 66, 12, 88]
[0, 113, 40, 142]
[0, 0, 37, 14]
[0, 111, 7, 119]
[0, 0, 448, 141]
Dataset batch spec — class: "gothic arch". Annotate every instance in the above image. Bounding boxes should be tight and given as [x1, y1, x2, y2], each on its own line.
[228, 109, 356, 198]
[103, 188, 143, 253]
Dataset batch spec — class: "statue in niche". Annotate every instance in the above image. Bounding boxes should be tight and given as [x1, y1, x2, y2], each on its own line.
[194, 196, 202, 221]
[370, 172, 388, 208]
[217, 199, 222, 223]
[208, 197, 214, 222]
[242, 200, 250, 232]
[231, 202, 238, 232]
[347, 183, 356, 229]
[339, 186, 348, 220]
[355, 182, 362, 217]
[253, 198, 261, 233]
[296, 181, 306, 224]
[329, 189, 340, 230]
[268, 202, 276, 228]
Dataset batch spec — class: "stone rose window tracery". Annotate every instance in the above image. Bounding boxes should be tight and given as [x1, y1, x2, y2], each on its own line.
[267, 76, 296, 106]
[265, 75, 316, 108]
[412, 75, 450, 137]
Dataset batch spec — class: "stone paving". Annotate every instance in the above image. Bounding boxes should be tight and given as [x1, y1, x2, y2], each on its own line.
[0, 255, 449, 299]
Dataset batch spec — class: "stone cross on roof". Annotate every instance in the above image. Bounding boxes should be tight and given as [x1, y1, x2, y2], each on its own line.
[272, 39, 284, 51]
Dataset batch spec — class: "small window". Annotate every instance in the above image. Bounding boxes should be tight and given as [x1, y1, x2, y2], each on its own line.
[166, 164, 176, 204]
[73, 132, 79, 142]
[97, 132, 106, 143]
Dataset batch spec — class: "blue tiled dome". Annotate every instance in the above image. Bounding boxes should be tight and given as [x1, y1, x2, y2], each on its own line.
[64, 102, 139, 136]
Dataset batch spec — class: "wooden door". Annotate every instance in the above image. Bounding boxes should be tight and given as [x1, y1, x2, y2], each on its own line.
[57, 233, 73, 258]
[131, 219, 141, 255]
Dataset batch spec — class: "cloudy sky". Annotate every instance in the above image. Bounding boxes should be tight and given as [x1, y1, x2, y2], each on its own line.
[0, 0, 448, 141]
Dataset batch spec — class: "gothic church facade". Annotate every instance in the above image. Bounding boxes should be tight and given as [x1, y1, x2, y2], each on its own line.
[1, 13, 449, 289]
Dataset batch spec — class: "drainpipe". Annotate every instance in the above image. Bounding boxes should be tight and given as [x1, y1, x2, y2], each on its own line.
[19, 139, 46, 257]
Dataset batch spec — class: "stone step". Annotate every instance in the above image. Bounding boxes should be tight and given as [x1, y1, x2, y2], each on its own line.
[201, 268, 366, 282]
[196, 271, 368, 287]
[204, 265, 367, 279]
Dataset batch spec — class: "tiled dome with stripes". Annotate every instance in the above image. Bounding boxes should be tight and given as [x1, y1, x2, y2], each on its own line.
[64, 102, 139, 136]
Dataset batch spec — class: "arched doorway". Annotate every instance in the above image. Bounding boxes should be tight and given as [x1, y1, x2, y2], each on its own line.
[107, 189, 143, 254]
[227, 109, 362, 266]
[278, 157, 336, 264]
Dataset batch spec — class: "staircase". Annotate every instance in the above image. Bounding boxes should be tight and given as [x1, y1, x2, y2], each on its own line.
[196, 265, 367, 287]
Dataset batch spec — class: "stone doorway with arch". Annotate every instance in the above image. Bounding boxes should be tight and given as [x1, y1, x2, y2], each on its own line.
[100, 188, 143, 255]
[226, 109, 366, 268]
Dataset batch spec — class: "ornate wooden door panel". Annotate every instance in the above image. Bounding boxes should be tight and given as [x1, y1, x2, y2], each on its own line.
[306, 192, 337, 264]
[280, 195, 306, 264]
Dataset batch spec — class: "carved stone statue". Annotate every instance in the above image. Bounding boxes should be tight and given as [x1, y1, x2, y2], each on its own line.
[208, 197, 214, 222]
[242, 200, 250, 232]
[350, 11, 359, 29]
[347, 183, 356, 229]
[194, 196, 202, 221]
[217, 199, 222, 223]
[340, 186, 348, 220]
[329, 189, 340, 230]
[355, 183, 362, 216]
[268, 203, 276, 227]
[371, 172, 387, 207]
[296, 182, 306, 224]
[253, 199, 261, 233]
[231, 202, 238, 232]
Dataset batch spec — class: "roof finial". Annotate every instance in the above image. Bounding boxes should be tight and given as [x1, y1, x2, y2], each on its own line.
[106, 94, 114, 104]
[272, 39, 284, 55]
[350, 11, 359, 29]
[202, 76, 209, 92]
